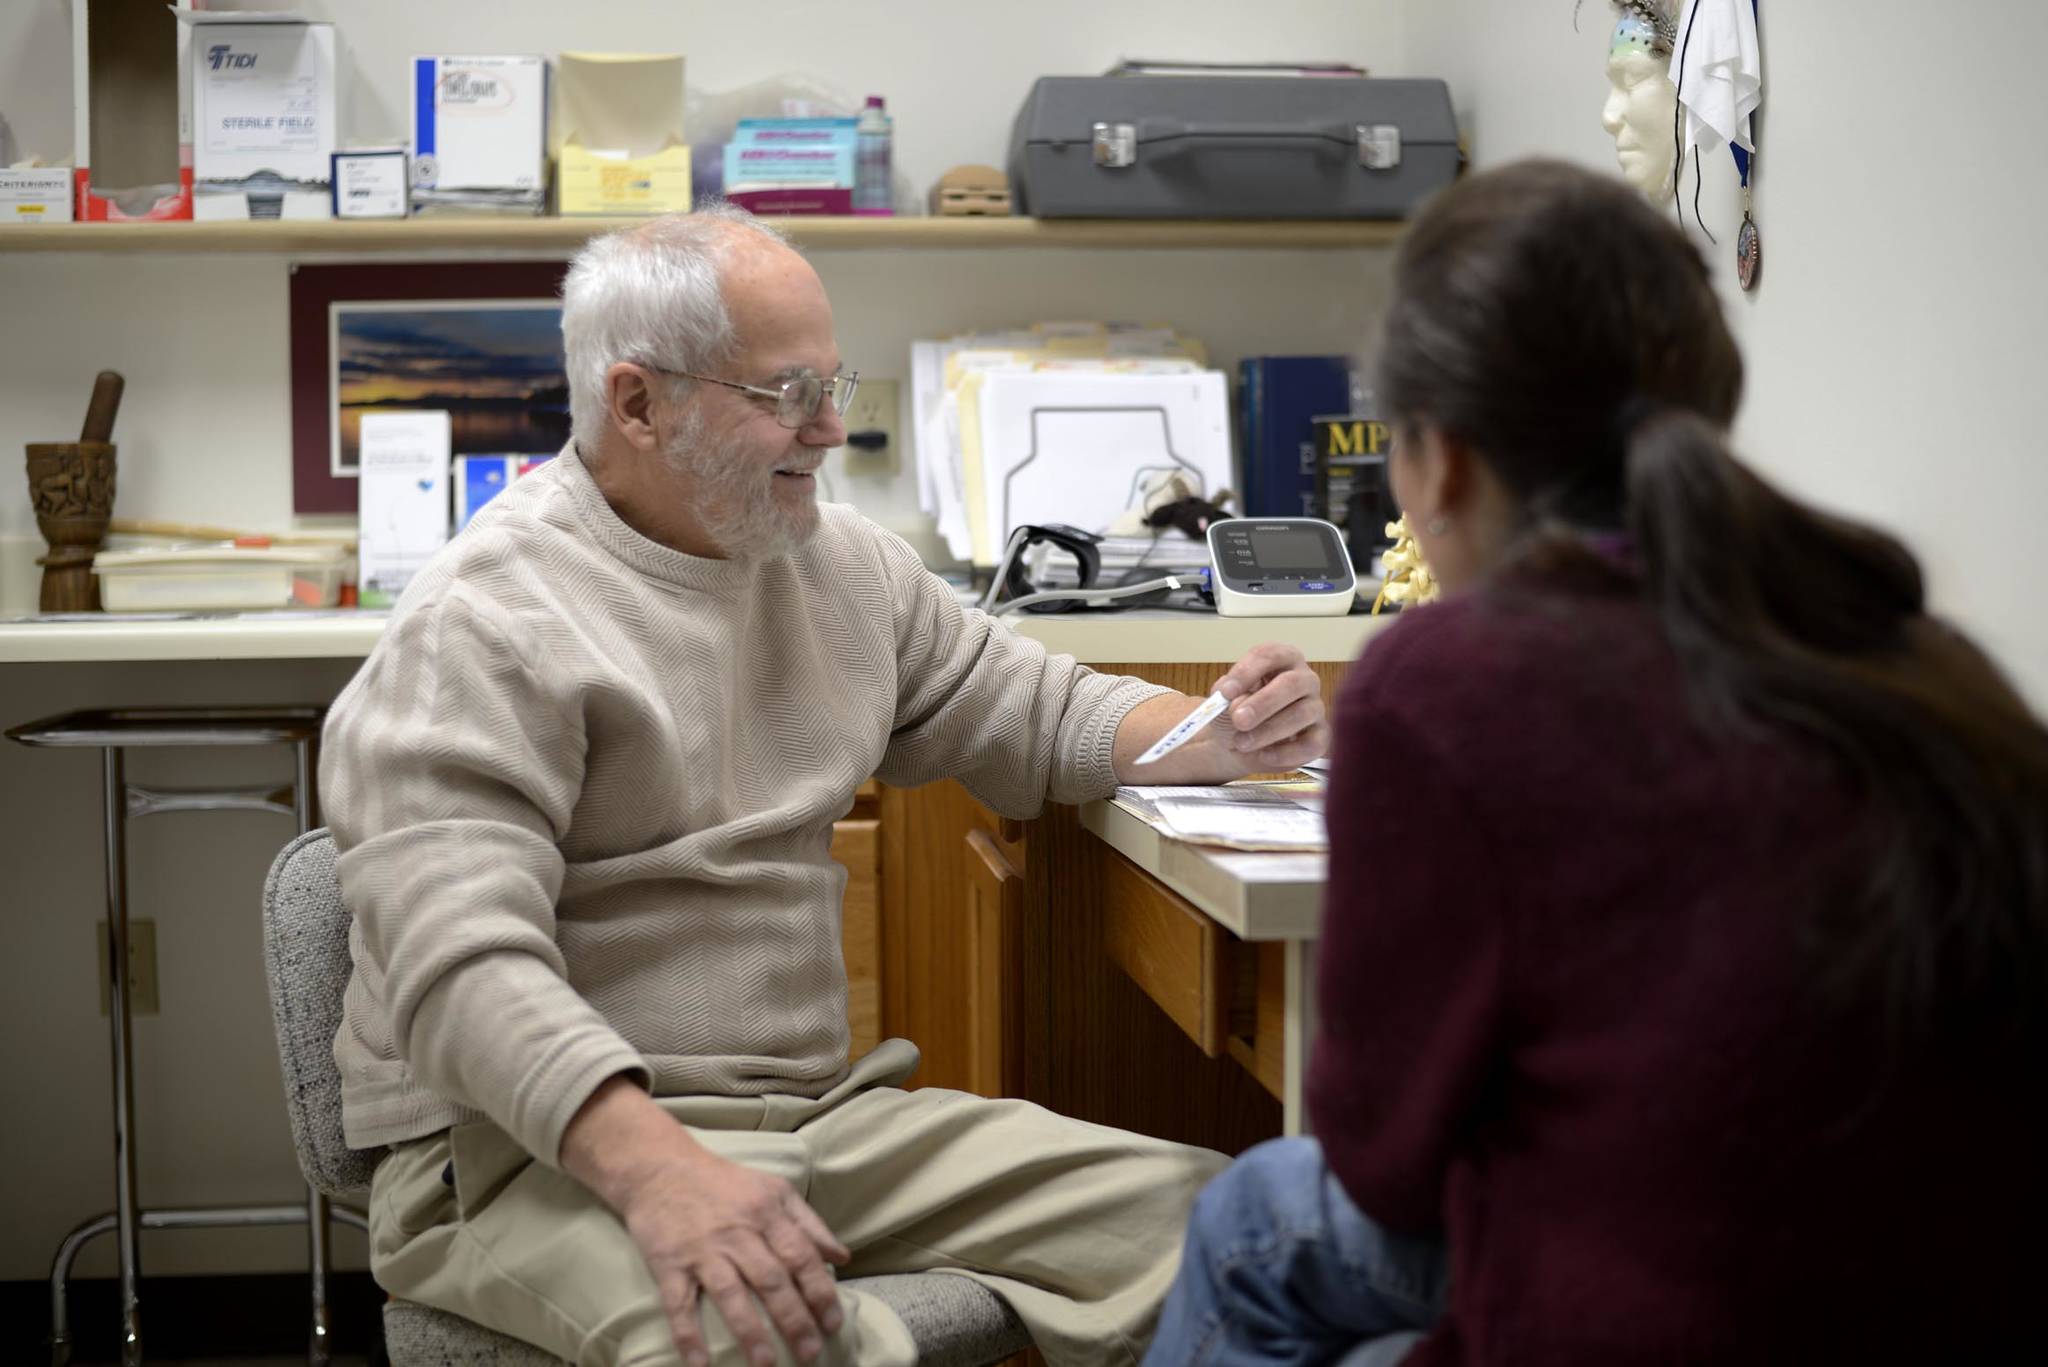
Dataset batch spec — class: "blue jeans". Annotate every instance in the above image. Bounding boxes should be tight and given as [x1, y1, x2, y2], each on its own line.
[1144, 1137, 1449, 1367]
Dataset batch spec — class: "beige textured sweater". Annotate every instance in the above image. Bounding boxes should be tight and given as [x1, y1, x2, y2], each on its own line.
[322, 446, 1166, 1165]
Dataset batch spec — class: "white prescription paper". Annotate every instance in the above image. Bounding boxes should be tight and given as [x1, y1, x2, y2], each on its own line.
[357, 410, 452, 606]
[1114, 783, 1328, 851]
[1149, 796, 1327, 851]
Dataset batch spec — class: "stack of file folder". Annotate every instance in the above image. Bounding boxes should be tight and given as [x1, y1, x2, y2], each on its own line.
[910, 323, 1234, 565]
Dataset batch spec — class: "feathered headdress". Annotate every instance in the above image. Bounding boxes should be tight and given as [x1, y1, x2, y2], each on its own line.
[1579, 0, 1679, 56]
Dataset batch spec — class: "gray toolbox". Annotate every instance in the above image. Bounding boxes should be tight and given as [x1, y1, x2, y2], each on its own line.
[1008, 76, 1459, 219]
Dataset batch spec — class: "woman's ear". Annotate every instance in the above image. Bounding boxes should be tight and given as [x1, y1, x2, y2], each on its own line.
[1398, 424, 1475, 524]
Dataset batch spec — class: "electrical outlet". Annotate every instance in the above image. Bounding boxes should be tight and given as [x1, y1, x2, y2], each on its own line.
[97, 919, 159, 1016]
[839, 378, 900, 476]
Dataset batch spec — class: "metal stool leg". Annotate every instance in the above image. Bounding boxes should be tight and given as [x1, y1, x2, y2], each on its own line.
[307, 1186, 333, 1365]
[102, 745, 144, 1367]
[293, 734, 335, 1367]
[48, 1213, 117, 1367]
[13, 709, 336, 1365]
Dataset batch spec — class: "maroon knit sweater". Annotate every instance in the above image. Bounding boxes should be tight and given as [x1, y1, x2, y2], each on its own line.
[1310, 582, 2047, 1365]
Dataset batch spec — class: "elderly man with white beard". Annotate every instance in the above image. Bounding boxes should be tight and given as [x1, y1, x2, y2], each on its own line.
[320, 206, 1330, 1367]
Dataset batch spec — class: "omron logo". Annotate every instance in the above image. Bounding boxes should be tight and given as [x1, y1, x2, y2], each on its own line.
[439, 70, 512, 109]
[208, 45, 257, 70]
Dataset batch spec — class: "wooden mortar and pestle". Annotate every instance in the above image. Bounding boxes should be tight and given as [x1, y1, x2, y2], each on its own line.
[25, 371, 124, 611]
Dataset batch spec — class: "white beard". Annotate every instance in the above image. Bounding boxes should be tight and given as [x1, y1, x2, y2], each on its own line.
[661, 412, 820, 562]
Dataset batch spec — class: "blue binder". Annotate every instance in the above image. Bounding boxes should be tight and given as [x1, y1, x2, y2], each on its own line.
[1237, 356, 1355, 518]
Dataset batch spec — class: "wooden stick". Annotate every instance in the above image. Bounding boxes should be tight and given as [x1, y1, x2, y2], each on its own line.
[108, 517, 356, 551]
[80, 370, 124, 444]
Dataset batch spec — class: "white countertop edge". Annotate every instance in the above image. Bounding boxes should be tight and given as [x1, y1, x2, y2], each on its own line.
[0, 606, 1388, 665]
[0, 614, 390, 662]
[1080, 799, 1324, 941]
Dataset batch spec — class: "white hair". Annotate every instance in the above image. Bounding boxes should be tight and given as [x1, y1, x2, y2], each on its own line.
[560, 203, 793, 452]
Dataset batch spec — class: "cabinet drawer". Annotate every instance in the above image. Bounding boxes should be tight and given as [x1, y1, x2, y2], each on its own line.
[1103, 856, 1230, 1057]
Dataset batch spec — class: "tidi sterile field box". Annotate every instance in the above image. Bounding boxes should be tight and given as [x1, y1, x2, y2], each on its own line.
[412, 56, 548, 193]
[181, 9, 338, 220]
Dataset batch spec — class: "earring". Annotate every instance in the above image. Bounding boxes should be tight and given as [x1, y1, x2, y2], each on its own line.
[1426, 515, 1449, 536]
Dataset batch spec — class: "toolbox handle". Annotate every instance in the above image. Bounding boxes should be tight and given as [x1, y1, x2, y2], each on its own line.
[1128, 118, 1403, 170]
[1136, 118, 1353, 149]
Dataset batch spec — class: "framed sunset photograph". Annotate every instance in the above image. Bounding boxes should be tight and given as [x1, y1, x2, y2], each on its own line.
[332, 301, 568, 477]
[290, 261, 570, 513]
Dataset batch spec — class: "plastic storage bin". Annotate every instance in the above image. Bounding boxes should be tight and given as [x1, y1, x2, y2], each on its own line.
[92, 543, 350, 611]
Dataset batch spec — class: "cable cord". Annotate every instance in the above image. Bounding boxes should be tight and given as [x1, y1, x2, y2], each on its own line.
[1669, 0, 1715, 242]
[991, 576, 1184, 617]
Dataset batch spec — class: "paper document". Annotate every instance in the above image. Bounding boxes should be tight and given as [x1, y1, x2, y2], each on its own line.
[357, 410, 452, 607]
[1114, 783, 1327, 852]
[908, 322, 1220, 563]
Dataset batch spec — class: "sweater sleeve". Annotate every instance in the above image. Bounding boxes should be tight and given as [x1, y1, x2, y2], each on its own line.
[322, 589, 650, 1166]
[867, 527, 1170, 815]
[1308, 629, 1511, 1232]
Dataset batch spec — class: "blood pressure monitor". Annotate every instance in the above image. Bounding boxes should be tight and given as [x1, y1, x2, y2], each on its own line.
[1205, 517, 1357, 617]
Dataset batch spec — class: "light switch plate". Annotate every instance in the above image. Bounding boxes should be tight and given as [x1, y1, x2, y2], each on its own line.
[840, 379, 900, 476]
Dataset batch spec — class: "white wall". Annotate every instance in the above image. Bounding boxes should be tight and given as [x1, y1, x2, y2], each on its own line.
[1404, 0, 2048, 709]
[0, 0, 1412, 1283]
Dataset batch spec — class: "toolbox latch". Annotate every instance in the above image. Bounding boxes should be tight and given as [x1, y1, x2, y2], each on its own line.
[1092, 122, 1138, 169]
[1357, 125, 1403, 170]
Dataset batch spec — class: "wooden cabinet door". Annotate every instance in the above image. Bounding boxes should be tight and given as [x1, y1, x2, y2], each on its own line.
[833, 818, 882, 1061]
[964, 828, 1022, 1098]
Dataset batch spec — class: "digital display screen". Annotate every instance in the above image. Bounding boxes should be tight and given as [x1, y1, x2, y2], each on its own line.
[1247, 528, 1332, 571]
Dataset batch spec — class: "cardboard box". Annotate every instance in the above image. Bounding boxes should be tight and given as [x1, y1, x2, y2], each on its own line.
[412, 56, 548, 193]
[70, 0, 194, 221]
[724, 118, 856, 215]
[0, 168, 75, 224]
[331, 148, 408, 219]
[455, 453, 554, 529]
[553, 52, 691, 216]
[180, 9, 338, 221]
[557, 144, 692, 216]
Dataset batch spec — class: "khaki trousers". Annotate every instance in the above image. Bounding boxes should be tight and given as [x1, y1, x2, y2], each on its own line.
[369, 1040, 1227, 1367]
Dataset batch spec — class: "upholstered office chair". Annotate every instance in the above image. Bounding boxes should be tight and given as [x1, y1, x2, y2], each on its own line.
[262, 829, 1030, 1367]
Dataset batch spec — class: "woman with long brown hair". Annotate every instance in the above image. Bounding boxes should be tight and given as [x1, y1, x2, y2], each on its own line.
[1144, 159, 2048, 1365]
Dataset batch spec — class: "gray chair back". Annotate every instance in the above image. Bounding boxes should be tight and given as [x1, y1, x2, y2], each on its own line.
[260, 830, 1032, 1367]
[262, 828, 382, 1196]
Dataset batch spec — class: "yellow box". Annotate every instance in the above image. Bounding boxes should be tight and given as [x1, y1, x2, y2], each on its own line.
[556, 142, 692, 216]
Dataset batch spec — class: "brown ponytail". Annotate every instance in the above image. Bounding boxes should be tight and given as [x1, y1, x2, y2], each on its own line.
[1380, 160, 2048, 1048]
[1625, 409, 2048, 1045]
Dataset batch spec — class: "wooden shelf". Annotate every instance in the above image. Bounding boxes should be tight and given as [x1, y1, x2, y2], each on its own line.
[0, 214, 1403, 255]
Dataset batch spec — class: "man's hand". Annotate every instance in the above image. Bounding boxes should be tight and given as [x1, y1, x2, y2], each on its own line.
[1113, 642, 1329, 784]
[561, 1076, 849, 1367]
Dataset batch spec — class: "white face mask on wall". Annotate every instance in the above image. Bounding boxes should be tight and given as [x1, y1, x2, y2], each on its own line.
[1598, 1, 1681, 202]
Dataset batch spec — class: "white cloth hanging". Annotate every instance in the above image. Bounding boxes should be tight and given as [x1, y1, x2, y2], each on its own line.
[1669, 0, 1762, 155]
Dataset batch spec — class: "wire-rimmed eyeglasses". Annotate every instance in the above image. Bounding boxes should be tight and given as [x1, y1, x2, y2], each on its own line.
[650, 366, 859, 430]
